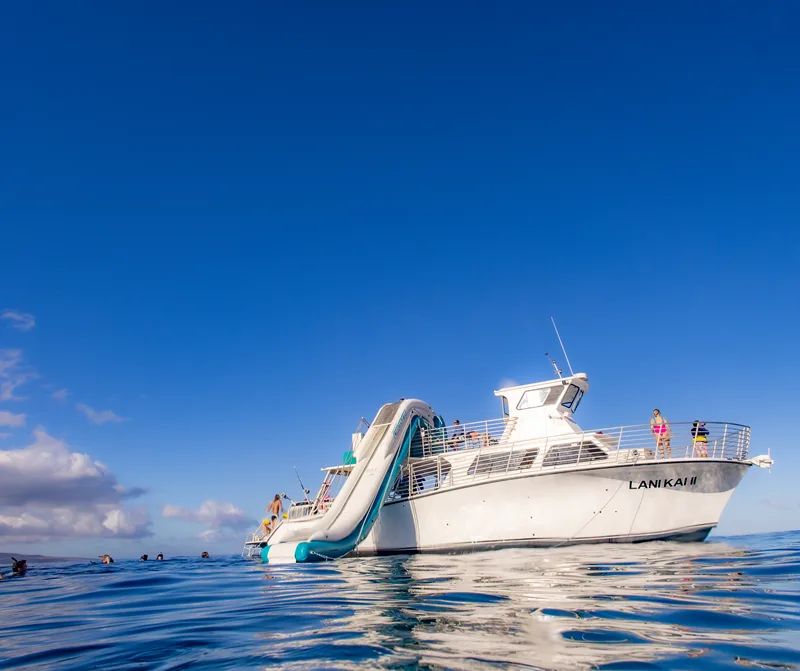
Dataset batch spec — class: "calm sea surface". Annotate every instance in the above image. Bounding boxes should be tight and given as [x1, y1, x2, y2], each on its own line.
[1, 532, 799, 670]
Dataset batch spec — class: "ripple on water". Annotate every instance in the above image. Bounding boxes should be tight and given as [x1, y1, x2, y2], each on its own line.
[1, 534, 800, 670]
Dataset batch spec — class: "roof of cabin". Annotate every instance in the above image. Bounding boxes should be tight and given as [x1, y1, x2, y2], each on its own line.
[494, 372, 588, 396]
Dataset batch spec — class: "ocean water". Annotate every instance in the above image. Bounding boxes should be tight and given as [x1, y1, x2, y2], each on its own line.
[1, 532, 799, 670]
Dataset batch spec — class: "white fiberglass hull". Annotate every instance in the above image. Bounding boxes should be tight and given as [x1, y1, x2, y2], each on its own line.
[356, 459, 750, 555]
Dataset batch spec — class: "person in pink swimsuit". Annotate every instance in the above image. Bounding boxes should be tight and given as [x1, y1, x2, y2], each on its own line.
[650, 408, 672, 458]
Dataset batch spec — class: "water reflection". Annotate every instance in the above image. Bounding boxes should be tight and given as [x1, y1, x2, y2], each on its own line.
[261, 540, 800, 670]
[1, 537, 799, 670]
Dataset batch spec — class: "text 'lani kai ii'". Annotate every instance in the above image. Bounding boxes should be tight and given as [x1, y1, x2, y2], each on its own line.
[629, 476, 698, 490]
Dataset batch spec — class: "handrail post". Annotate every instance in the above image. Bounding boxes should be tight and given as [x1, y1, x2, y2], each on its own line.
[540, 436, 548, 472]
[721, 423, 728, 459]
[577, 432, 584, 465]
[436, 457, 442, 490]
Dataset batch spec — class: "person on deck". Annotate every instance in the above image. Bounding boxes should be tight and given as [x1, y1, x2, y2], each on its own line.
[691, 421, 709, 457]
[448, 420, 466, 450]
[650, 409, 672, 459]
[466, 430, 483, 449]
[269, 494, 283, 533]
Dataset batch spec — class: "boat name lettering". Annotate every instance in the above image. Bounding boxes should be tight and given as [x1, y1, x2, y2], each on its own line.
[628, 476, 698, 490]
[393, 410, 408, 436]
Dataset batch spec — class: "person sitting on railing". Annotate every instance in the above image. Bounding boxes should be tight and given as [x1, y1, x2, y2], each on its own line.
[690, 421, 709, 457]
[465, 430, 485, 449]
[447, 420, 466, 450]
[650, 409, 672, 458]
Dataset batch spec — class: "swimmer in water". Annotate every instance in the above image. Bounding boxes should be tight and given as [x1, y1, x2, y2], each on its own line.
[12, 557, 27, 574]
[99, 554, 114, 564]
[201, 551, 209, 558]
[156, 553, 164, 561]
[140, 554, 148, 561]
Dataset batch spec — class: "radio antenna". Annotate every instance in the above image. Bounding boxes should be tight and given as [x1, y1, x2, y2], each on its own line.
[545, 352, 563, 379]
[294, 467, 311, 502]
[551, 317, 574, 376]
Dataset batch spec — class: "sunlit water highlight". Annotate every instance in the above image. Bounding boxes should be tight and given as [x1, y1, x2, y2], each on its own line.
[1, 532, 799, 670]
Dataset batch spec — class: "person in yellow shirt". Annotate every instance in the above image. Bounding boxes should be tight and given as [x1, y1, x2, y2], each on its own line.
[691, 421, 709, 458]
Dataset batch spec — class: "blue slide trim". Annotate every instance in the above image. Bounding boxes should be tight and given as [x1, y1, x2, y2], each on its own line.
[292, 415, 424, 563]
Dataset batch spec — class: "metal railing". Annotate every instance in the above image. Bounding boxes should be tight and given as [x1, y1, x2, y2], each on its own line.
[419, 418, 516, 456]
[387, 421, 751, 502]
[287, 498, 334, 520]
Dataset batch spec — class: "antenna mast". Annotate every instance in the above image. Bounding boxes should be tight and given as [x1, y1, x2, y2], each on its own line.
[551, 317, 575, 376]
[545, 352, 563, 379]
[294, 467, 311, 502]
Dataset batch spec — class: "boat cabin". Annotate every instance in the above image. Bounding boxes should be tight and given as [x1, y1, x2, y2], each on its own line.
[494, 373, 589, 441]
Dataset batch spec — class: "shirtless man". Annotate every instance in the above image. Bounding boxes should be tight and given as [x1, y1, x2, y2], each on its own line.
[269, 494, 283, 532]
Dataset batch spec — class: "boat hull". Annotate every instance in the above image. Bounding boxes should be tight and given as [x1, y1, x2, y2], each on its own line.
[356, 459, 749, 555]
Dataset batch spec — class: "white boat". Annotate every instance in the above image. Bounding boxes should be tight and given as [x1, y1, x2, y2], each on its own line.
[244, 371, 773, 563]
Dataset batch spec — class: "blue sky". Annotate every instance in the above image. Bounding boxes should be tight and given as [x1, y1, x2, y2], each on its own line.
[1, 1, 798, 557]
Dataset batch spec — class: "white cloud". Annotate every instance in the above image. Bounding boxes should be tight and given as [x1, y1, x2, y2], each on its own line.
[102, 507, 151, 535]
[1, 310, 35, 332]
[0, 349, 22, 377]
[497, 378, 519, 389]
[162, 499, 255, 535]
[197, 528, 240, 543]
[0, 411, 25, 428]
[0, 349, 37, 401]
[0, 427, 150, 541]
[75, 402, 128, 425]
[52, 388, 70, 402]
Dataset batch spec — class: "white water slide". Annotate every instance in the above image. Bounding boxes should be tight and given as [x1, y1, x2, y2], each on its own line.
[262, 399, 434, 563]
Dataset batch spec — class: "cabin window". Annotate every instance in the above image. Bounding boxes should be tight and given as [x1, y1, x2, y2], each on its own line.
[467, 448, 540, 474]
[501, 396, 509, 417]
[517, 386, 562, 410]
[560, 384, 583, 411]
[517, 388, 548, 410]
[543, 442, 607, 467]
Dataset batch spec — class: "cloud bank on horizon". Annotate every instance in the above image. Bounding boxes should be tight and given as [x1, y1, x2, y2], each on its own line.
[0, 310, 153, 546]
[162, 500, 256, 542]
[0, 427, 151, 543]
